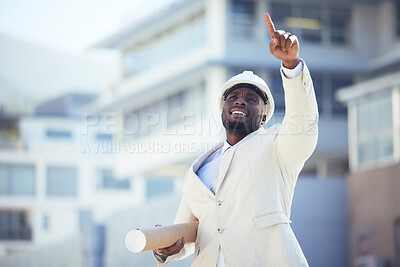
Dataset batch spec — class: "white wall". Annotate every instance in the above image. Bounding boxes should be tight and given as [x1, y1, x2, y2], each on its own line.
[0, 116, 144, 253]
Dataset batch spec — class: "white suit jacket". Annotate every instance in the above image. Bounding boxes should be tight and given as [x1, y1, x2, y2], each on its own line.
[158, 62, 318, 267]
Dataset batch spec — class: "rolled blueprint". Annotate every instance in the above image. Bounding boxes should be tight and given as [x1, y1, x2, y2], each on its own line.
[125, 221, 199, 253]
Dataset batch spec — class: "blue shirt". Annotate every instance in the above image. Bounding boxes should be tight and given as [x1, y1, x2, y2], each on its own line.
[196, 140, 231, 194]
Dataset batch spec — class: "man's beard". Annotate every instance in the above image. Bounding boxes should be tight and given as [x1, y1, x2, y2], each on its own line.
[222, 114, 262, 135]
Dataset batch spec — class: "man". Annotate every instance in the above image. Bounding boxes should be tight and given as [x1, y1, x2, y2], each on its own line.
[153, 13, 318, 266]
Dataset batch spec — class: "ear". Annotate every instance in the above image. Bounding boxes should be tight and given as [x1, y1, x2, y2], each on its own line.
[260, 114, 267, 126]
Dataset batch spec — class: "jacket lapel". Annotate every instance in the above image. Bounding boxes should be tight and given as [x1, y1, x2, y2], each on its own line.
[186, 142, 224, 198]
[192, 142, 224, 172]
[215, 145, 237, 193]
[215, 127, 265, 193]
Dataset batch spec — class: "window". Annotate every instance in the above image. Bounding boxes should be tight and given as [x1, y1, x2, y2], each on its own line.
[270, 2, 351, 45]
[300, 4, 322, 43]
[123, 109, 142, 140]
[79, 210, 92, 231]
[0, 118, 19, 145]
[96, 169, 130, 190]
[311, 73, 323, 114]
[0, 210, 32, 240]
[305, 73, 351, 117]
[0, 164, 35, 196]
[123, 101, 164, 140]
[356, 93, 393, 167]
[146, 178, 174, 198]
[230, 0, 255, 37]
[268, 71, 351, 117]
[167, 90, 188, 126]
[43, 214, 49, 231]
[331, 77, 352, 116]
[45, 129, 72, 139]
[47, 166, 77, 196]
[396, 0, 400, 38]
[330, 7, 351, 44]
[270, 71, 285, 113]
[395, 218, 400, 265]
[123, 81, 205, 141]
[196, 81, 207, 112]
[96, 133, 113, 142]
[123, 11, 206, 76]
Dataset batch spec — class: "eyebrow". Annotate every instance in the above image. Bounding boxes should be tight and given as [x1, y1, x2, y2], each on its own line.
[228, 90, 260, 99]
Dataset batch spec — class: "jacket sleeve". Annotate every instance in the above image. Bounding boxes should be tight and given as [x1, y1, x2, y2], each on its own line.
[154, 177, 197, 266]
[274, 60, 319, 177]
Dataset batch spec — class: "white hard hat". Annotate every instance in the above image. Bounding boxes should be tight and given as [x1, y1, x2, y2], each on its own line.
[217, 71, 275, 124]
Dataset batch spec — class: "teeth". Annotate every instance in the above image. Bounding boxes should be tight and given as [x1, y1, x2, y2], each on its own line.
[232, 111, 246, 116]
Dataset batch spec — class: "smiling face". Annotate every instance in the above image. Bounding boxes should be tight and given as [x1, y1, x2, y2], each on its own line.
[221, 87, 267, 136]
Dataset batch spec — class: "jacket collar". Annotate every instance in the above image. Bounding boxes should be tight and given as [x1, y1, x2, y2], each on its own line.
[215, 127, 265, 193]
[187, 127, 265, 196]
[192, 141, 224, 173]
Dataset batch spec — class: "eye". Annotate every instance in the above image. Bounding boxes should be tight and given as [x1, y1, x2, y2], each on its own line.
[248, 97, 257, 103]
[227, 95, 237, 101]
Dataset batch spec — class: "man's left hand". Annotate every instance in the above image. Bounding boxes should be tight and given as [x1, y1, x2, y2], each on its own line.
[264, 12, 300, 69]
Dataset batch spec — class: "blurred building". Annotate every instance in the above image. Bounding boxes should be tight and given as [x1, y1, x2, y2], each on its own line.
[4, 0, 398, 265]
[0, 93, 146, 266]
[338, 75, 400, 267]
[96, 0, 354, 179]
[337, 10, 400, 266]
[0, 32, 128, 266]
[91, 0, 374, 265]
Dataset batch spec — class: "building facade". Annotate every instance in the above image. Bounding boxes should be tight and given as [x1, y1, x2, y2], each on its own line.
[338, 72, 400, 266]
[0, 0, 395, 265]
[92, 0, 373, 265]
[0, 93, 145, 266]
[96, 0, 354, 188]
[336, 0, 400, 265]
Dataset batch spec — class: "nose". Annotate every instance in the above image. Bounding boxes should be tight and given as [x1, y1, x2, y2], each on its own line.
[234, 95, 247, 106]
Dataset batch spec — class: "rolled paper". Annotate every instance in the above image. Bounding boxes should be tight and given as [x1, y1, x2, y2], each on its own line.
[125, 221, 199, 253]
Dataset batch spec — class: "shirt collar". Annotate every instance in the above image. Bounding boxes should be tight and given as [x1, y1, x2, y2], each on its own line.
[222, 140, 232, 154]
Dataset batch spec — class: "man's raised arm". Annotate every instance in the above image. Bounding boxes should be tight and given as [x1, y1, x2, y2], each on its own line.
[264, 13, 318, 174]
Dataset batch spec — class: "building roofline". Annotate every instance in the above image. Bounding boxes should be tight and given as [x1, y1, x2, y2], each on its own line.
[90, 61, 209, 113]
[336, 70, 400, 103]
[93, 0, 206, 49]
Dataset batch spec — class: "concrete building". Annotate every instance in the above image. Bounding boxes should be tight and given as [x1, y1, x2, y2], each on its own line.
[338, 74, 400, 267]
[7, 0, 400, 264]
[0, 32, 131, 266]
[337, 59, 400, 266]
[0, 93, 146, 266]
[95, 0, 353, 180]
[92, 0, 365, 265]
[336, 0, 400, 266]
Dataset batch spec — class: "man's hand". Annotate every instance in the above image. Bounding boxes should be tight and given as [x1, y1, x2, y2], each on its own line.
[153, 224, 185, 263]
[264, 13, 300, 69]
[153, 237, 185, 262]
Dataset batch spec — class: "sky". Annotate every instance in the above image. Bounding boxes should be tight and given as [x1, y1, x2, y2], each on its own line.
[0, 0, 177, 110]
[0, 0, 176, 54]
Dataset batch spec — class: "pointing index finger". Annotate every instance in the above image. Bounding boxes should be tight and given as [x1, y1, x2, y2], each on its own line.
[264, 13, 276, 39]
